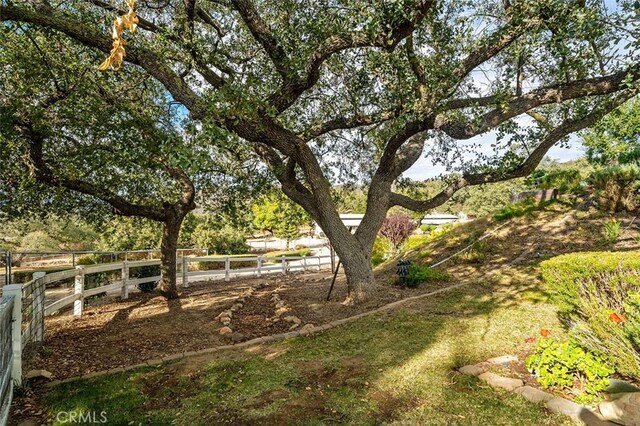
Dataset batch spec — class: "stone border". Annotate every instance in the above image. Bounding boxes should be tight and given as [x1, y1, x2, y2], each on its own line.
[46, 281, 471, 388]
[458, 355, 617, 426]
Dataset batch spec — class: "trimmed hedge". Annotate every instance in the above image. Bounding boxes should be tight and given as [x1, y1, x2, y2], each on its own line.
[541, 252, 640, 379]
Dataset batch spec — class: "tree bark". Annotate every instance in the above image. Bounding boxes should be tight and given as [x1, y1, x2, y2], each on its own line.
[337, 245, 376, 303]
[157, 213, 184, 299]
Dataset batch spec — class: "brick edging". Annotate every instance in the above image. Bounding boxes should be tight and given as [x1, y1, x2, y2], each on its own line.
[46, 281, 471, 387]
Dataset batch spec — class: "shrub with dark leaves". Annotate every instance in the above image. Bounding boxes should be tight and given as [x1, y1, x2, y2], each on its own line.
[379, 213, 416, 251]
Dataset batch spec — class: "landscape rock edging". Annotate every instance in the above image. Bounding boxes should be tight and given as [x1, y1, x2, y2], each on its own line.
[457, 356, 618, 426]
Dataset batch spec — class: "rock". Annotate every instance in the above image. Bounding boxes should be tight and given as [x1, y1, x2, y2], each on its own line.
[288, 323, 300, 331]
[237, 297, 245, 303]
[458, 364, 486, 376]
[230, 305, 240, 312]
[599, 392, 640, 425]
[486, 355, 518, 367]
[275, 307, 289, 316]
[24, 369, 53, 380]
[275, 301, 286, 309]
[513, 386, 554, 403]
[221, 319, 231, 326]
[545, 397, 608, 424]
[219, 326, 233, 335]
[300, 324, 315, 334]
[216, 311, 231, 320]
[477, 372, 524, 391]
[230, 333, 245, 343]
[284, 315, 302, 324]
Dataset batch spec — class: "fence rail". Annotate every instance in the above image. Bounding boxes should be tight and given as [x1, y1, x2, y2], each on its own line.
[16, 254, 333, 321]
[0, 296, 15, 426]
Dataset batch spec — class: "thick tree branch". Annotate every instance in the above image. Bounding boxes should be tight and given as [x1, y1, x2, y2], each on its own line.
[230, 0, 291, 82]
[2, 4, 208, 118]
[268, 0, 436, 112]
[302, 108, 401, 140]
[434, 65, 640, 139]
[253, 145, 319, 217]
[24, 128, 167, 221]
[389, 92, 636, 211]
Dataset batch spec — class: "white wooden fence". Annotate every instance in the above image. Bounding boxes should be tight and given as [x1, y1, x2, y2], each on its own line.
[0, 296, 14, 426]
[0, 253, 334, 397]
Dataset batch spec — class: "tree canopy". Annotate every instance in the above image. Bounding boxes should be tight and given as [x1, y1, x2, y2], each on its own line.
[2, 0, 640, 301]
[583, 99, 640, 166]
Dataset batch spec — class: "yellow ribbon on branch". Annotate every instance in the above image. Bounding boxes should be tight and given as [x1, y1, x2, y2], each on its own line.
[98, 0, 139, 71]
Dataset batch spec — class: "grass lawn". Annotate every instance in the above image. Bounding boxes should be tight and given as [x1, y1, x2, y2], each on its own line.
[43, 276, 572, 425]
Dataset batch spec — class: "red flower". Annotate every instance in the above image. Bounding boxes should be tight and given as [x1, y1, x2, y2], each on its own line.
[540, 329, 552, 338]
[524, 337, 536, 344]
[609, 312, 626, 324]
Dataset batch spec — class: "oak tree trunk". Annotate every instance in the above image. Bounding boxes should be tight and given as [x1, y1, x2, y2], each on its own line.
[157, 214, 184, 299]
[338, 247, 376, 303]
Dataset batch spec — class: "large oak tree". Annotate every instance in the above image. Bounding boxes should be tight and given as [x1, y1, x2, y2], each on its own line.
[2, 0, 639, 302]
[0, 26, 258, 298]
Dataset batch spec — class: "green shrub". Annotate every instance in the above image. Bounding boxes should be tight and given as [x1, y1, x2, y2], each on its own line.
[371, 254, 385, 267]
[128, 265, 159, 293]
[192, 225, 249, 255]
[129, 264, 161, 279]
[541, 252, 640, 379]
[493, 199, 538, 221]
[401, 235, 429, 253]
[588, 164, 640, 212]
[602, 218, 621, 244]
[419, 224, 436, 233]
[264, 249, 311, 258]
[406, 264, 450, 288]
[525, 337, 614, 404]
[76, 254, 100, 265]
[542, 170, 583, 193]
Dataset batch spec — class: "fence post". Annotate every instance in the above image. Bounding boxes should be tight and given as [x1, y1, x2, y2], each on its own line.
[303, 256, 307, 272]
[225, 257, 230, 282]
[74, 266, 85, 317]
[281, 255, 286, 274]
[182, 256, 188, 288]
[32, 272, 46, 342]
[121, 261, 129, 300]
[3, 284, 23, 386]
[317, 255, 321, 272]
[257, 257, 262, 277]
